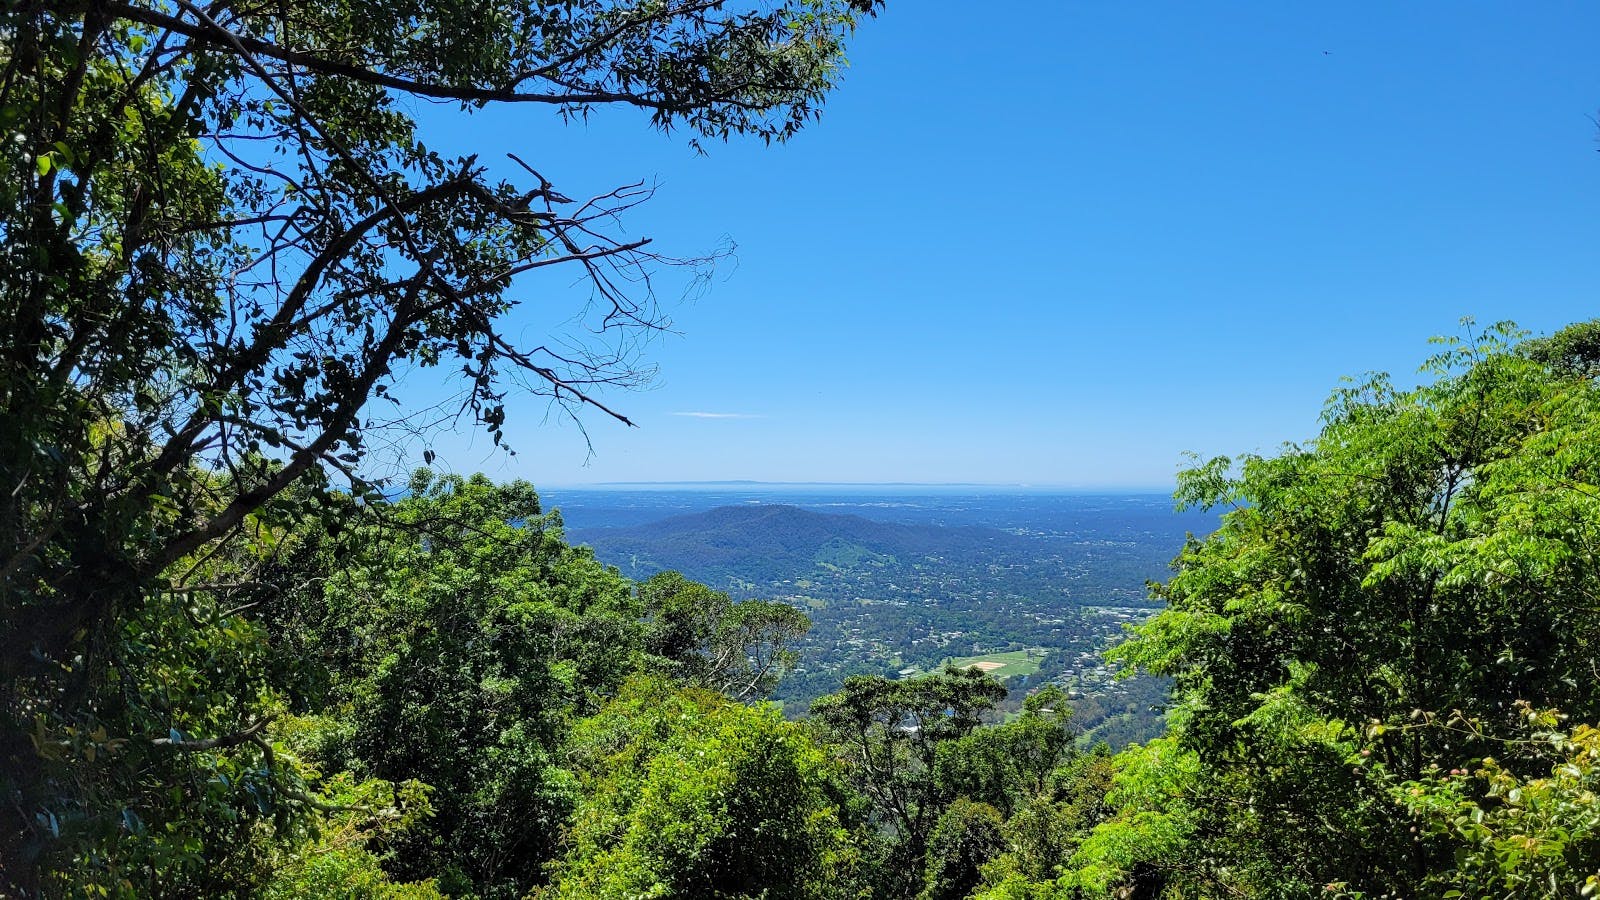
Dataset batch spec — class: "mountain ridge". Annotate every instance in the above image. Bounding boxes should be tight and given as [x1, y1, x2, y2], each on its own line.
[570, 503, 1034, 584]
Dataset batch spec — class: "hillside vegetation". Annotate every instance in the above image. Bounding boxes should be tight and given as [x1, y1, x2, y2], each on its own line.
[7, 323, 1600, 898]
[4, 1, 1599, 896]
[578, 504, 1035, 583]
[575, 502, 1177, 720]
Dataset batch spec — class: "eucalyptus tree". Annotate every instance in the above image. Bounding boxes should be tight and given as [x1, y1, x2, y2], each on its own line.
[638, 570, 812, 700]
[810, 665, 1009, 896]
[0, 0, 880, 891]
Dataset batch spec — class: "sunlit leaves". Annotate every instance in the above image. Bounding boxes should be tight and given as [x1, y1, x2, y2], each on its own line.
[1080, 321, 1600, 895]
[544, 678, 861, 900]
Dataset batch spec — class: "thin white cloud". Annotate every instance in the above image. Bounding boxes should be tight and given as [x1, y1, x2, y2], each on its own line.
[670, 411, 765, 419]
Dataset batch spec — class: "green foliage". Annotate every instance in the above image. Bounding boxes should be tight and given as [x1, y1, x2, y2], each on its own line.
[260, 769, 442, 900]
[543, 678, 862, 900]
[1054, 738, 1196, 898]
[266, 851, 446, 900]
[1069, 322, 1600, 896]
[919, 799, 1006, 900]
[298, 471, 636, 897]
[941, 744, 1112, 900]
[935, 687, 1076, 817]
[639, 571, 811, 700]
[1523, 318, 1600, 379]
[1, 0, 878, 889]
[13, 476, 358, 897]
[811, 666, 1009, 897]
[1360, 703, 1600, 899]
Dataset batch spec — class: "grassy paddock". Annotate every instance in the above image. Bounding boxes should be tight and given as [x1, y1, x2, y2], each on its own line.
[945, 649, 1044, 679]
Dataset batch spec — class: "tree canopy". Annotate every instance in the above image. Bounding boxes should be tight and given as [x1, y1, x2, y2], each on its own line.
[7, 3, 1600, 897]
[543, 677, 862, 900]
[0, 0, 880, 892]
[989, 321, 1600, 898]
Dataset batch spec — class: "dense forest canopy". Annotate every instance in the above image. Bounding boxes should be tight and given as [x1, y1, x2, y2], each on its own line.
[4, 1, 1600, 898]
[1059, 323, 1600, 898]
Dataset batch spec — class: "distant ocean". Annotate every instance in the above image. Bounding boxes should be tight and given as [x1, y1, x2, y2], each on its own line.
[541, 485, 1219, 539]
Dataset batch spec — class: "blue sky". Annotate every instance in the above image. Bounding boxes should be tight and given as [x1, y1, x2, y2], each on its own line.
[404, 1, 1600, 489]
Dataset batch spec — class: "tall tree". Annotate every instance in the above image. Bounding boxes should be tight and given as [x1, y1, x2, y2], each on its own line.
[810, 665, 1008, 896]
[934, 686, 1076, 818]
[638, 570, 812, 700]
[0, 1, 879, 891]
[298, 471, 639, 898]
[1069, 321, 1600, 896]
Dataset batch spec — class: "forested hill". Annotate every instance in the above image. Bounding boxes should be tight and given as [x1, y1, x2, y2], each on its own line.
[570, 501, 1177, 723]
[571, 503, 1035, 585]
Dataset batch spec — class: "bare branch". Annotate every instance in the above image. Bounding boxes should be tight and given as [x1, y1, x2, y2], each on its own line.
[152, 715, 274, 751]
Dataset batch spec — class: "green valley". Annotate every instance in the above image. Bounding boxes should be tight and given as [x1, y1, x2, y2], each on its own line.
[5, 1, 1598, 898]
[570, 502, 1184, 726]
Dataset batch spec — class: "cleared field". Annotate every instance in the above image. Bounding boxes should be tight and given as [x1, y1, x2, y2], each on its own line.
[946, 649, 1044, 679]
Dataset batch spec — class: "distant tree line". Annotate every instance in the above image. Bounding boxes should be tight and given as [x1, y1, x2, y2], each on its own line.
[6, 0, 1600, 895]
[10, 322, 1600, 898]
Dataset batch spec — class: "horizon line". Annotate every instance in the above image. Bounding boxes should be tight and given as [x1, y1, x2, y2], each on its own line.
[540, 479, 1176, 492]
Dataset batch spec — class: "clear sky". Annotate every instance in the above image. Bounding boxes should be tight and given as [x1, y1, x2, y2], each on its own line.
[400, 1, 1600, 489]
